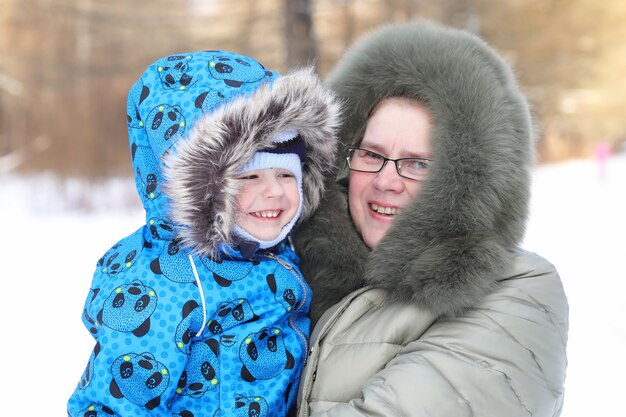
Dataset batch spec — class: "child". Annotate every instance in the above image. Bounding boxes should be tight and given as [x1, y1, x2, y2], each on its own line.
[67, 50, 340, 417]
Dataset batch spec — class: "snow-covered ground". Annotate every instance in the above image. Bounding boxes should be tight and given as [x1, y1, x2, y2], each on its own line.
[1, 154, 624, 416]
[522, 154, 626, 417]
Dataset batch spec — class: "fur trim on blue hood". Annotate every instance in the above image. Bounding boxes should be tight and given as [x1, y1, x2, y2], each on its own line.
[293, 21, 535, 319]
[164, 68, 341, 258]
[126, 51, 340, 258]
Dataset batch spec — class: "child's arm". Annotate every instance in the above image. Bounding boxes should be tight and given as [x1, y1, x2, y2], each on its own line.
[67, 231, 187, 416]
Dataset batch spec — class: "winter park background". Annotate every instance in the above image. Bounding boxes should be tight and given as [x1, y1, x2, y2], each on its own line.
[1, 153, 624, 416]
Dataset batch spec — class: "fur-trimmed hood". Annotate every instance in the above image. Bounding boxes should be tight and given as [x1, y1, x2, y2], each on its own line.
[126, 51, 340, 258]
[294, 21, 535, 320]
[166, 67, 340, 257]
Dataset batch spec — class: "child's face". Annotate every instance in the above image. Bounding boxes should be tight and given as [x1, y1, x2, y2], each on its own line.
[235, 168, 300, 242]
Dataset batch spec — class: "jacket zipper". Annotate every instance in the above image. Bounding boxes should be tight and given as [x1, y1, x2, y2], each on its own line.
[188, 254, 208, 337]
[263, 251, 310, 366]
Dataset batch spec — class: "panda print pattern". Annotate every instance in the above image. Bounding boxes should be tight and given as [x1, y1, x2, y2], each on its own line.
[76, 403, 122, 417]
[239, 327, 295, 382]
[206, 298, 259, 336]
[131, 143, 164, 202]
[97, 229, 147, 276]
[155, 55, 197, 91]
[109, 352, 171, 410]
[96, 280, 158, 337]
[175, 338, 220, 398]
[150, 239, 197, 284]
[206, 52, 273, 87]
[235, 394, 269, 417]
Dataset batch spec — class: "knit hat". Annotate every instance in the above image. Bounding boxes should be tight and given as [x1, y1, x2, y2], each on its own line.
[234, 128, 307, 248]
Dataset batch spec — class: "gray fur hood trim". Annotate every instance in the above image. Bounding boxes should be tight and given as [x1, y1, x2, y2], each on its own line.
[165, 68, 341, 258]
[294, 21, 534, 319]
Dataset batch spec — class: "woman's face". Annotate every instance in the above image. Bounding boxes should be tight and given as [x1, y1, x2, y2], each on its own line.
[348, 98, 432, 248]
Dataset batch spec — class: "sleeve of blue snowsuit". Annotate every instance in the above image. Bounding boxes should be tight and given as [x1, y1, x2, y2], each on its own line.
[67, 227, 199, 416]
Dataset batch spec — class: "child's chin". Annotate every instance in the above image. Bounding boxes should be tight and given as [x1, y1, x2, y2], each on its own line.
[245, 228, 282, 242]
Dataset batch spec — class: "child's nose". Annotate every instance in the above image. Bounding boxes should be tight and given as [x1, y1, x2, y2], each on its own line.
[262, 177, 284, 198]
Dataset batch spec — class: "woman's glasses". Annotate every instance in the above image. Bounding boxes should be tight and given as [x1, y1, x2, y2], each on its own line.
[346, 147, 432, 181]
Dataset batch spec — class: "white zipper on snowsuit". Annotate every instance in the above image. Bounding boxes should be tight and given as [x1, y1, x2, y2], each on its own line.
[263, 251, 310, 366]
[188, 254, 208, 337]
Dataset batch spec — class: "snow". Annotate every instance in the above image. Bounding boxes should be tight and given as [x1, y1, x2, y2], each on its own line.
[522, 154, 626, 417]
[1, 154, 624, 416]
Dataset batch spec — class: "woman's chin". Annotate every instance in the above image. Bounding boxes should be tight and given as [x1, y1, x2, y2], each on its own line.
[362, 228, 388, 249]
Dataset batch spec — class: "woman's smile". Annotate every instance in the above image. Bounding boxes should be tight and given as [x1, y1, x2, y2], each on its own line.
[368, 202, 401, 217]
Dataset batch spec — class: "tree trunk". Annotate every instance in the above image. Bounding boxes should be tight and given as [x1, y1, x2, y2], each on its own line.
[284, 0, 317, 68]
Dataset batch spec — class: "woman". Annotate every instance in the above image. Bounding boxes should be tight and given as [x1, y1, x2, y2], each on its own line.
[293, 21, 568, 417]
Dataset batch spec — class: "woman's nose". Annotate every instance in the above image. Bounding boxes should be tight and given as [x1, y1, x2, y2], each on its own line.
[372, 161, 404, 192]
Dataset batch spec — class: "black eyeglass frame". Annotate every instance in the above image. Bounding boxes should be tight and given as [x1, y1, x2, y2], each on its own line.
[345, 147, 433, 181]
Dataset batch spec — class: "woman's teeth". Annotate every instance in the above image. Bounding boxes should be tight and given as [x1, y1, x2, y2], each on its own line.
[370, 203, 399, 215]
[251, 210, 280, 218]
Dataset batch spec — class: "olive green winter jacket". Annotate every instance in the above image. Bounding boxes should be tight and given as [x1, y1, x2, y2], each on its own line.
[293, 21, 568, 417]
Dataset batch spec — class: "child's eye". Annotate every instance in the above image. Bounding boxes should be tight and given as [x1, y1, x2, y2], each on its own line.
[278, 172, 294, 178]
[237, 174, 258, 180]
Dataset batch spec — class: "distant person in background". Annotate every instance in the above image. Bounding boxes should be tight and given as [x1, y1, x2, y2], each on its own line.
[595, 140, 612, 180]
[67, 50, 340, 417]
[293, 21, 569, 417]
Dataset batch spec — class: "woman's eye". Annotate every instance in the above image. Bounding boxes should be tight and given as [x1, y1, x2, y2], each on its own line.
[359, 150, 382, 160]
[407, 160, 430, 170]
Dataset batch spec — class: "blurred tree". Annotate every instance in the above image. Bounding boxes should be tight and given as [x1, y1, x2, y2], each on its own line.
[477, 0, 611, 160]
[0, 0, 202, 177]
[284, 0, 317, 67]
[418, 0, 480, 31]
[1, 0, 625, 177]
[586, 1, 626, 149]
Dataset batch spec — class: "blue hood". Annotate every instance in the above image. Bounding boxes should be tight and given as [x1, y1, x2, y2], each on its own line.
[127, 51, 277, 226]
[126, 51, 340, 256]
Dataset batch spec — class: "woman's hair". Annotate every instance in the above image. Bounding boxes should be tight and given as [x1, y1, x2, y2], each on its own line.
[352, 96, 431, 146]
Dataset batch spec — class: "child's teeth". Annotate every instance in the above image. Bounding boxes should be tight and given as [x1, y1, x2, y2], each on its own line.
[255, 210, 279, 218]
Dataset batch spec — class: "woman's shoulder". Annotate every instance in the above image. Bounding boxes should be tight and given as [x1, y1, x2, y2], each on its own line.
[506, 247, 559, 279]
[500, 248, 567, 308]
[480, 248, 568, 333]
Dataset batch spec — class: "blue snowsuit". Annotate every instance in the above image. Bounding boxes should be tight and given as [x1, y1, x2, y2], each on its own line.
[67, 51, 340, 417]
